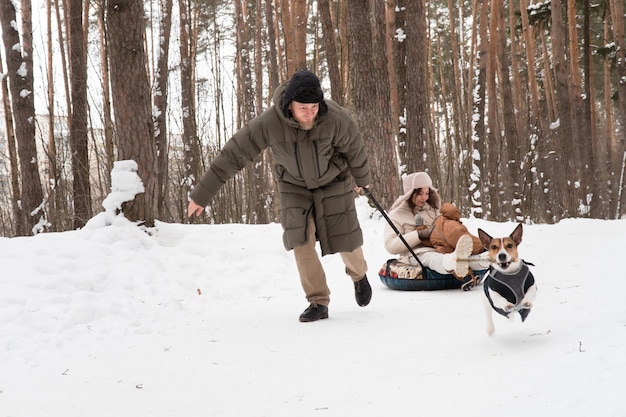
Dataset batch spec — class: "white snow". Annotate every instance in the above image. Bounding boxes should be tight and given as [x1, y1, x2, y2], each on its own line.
[1, 185, 625, 416]
[16, 62, 27, 78]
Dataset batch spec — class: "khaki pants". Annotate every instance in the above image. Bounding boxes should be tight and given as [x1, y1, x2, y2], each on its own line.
[293, 217, 368, 306]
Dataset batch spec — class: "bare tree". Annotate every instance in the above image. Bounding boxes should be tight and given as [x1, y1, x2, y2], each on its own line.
[0, 0, 46, 235]
[68, 0, 92, 228]
[318, 0, 343, 104]
[0, 49, 23, 236]
[346, 0, 399, 208]
[152, 0, 172, 218]
[496, 0, 522, 221]
[179, 0, 202, 222]
[608, 0, 626, 143]
[283, 0, 308, 72]
[106, 0, 160, 226]
[96, 1, 115, 181]
[550, 0, 577, 217]
[401, 0, 432, 176]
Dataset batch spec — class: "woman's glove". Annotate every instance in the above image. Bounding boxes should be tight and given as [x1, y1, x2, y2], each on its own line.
[417, 225, 433, 240]
[415, 213, 432, 239]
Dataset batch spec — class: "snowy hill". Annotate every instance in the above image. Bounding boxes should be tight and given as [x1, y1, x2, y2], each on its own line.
[1, 197, 625, 416]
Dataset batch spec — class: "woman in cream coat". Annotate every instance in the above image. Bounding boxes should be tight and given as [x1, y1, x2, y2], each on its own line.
[383, 172, 487, 277]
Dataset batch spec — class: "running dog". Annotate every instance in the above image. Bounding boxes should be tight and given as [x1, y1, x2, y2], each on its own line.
[478, 224, 537, 336]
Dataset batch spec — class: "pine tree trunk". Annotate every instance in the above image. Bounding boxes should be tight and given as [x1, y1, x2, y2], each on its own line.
[318, 0, 343, 104]
[346, 0, 398, 208]
[609, 0, 626, 144]
[0, 52, 23, 236]
[106, 0, 159, 226]
[153, 0, 172, 218]
[0, 0, 46, 235]
[179, 0, 202, 222]
[69, 0, 92, 228]
[496, 0, 521, 221]
[405, 0, 431, 175]
[551, 0, 577, 218]
[46, 0, 61, 232]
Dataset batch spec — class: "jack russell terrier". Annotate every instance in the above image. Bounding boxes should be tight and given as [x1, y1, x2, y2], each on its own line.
[478, 224, 537, 336]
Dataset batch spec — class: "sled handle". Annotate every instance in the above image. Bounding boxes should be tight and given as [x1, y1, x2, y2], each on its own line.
[362, 188, 425, 269]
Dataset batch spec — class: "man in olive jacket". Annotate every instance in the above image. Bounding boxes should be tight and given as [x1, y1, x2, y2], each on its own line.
[187, 70, 372, 322]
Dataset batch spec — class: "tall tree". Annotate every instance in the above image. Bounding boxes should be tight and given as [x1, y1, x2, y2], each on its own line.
[0, 49, 23, 236]
[394, 0, 408, 173]
[45, 0, 60, 231]
[179, 0, 202, 222]
[550, 0, 576, 216]
[287, 0, 307, 72]
[470, 0, 490, 219]
[403, 0, 432, 176]
[318, 0, 343, 104]
[346, 0, 398, 208]
[497, 0, 522, 221]
[106, 0, 160, 226]
[264, 0, 280, 95]
[96, 0, 115, 182]
[608, 0, 626, 143]
[0, 0, 46, 235]
[152, 0, 172, 218]
[68, 0, 92, 228]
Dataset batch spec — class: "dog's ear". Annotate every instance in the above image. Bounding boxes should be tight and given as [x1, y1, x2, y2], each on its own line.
[510, 223, 523, 246]
[477, 228, 492, 249]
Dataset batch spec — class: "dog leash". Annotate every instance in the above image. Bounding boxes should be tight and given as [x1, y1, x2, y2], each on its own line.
[363, 188, 425, 270]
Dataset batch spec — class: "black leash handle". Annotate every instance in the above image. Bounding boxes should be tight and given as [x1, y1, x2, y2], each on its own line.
[362, 188, 425, 269]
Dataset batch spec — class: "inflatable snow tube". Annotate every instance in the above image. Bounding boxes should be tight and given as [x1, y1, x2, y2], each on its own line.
[378, 259, 487, 291]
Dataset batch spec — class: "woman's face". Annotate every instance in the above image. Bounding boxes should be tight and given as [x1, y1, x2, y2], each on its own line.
[412, 187, 430, 208]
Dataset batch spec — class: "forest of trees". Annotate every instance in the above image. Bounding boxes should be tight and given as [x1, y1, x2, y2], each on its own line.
[1, 0, 625, 237]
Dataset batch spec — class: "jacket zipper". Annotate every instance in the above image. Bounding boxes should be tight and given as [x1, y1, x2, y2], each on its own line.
[312, 140, 321, 178]
[294, 142, 303, 178]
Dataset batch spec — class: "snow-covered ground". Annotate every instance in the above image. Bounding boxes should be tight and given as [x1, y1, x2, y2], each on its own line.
[1, 190, 625, 416]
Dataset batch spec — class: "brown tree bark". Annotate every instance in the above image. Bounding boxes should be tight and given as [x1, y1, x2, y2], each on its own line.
[519, 0, 542, 127]
[45, 0, 61, 231]
[404, 0, 431, 176]
[318, 0, 343, 104]
[384, 0, 399, 142]
[264, 0, 280, 95]
[496, 0, 521, 221]
[609, 0, 626, 143]
[578, 0, 599, 216]
[0, 0, 46, 235]
[394, 0, 408, 172]
[518, 0, 548, 220]
[95, 0, 115, 196]
[106, 0, 160, 226]
[551, 0, 576, 217]
[346, 0, 399, 208]
[68, 0, 92, 228]
[471, 0, 489, 219]
[0, 50, 23, 236]
[179, 0, 202, 222]
[153, 0, 172, 218]
[292, 0, 308, 70]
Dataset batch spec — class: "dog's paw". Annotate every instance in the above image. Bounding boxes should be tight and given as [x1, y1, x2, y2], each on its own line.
[503, 303, 515, 312]
[521, 301, 534, 309]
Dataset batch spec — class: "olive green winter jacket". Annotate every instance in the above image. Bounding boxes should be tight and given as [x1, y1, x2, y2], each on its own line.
[190, 84, 371, 255]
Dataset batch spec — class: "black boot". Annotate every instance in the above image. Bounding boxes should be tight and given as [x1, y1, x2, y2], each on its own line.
[354, 275, 372, 306]
[299, 303, 329, 322]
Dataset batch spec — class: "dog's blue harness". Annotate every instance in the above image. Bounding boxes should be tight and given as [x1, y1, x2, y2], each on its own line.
[483, 263, 535, 322]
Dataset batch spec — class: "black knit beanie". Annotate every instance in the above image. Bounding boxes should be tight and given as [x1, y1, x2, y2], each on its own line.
[282, 70, 324, 116]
